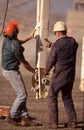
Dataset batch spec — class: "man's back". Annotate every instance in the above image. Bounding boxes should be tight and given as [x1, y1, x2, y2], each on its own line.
[54, 36, 78, 68]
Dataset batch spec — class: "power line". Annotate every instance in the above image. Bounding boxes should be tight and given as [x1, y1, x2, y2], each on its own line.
[0, 0, 9, 36]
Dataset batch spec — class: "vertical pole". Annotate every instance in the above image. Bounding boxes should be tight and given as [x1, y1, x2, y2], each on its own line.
[80, 37, 84, 92]
[35, 0, 41, 68]
[80, 37, 84, 129]
[81, 91, 84, 130]
[36, 0, 41, 34]
[37, 0, 50, 68]
[36, 0, 50, 99]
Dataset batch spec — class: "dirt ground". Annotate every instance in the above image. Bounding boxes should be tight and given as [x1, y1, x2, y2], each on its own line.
[0, 73, 83, 130]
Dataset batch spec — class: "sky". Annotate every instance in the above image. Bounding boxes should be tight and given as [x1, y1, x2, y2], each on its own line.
[50, 0, 73, 17]
[19, 0, 74, 17]
[15, 0, 74, 20]
[0, 0, 74, 32]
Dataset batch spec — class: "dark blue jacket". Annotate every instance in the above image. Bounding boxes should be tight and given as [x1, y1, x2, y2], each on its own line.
[46, 36, 78, 90]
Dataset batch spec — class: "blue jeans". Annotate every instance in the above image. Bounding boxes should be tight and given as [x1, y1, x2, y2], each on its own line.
[2, 69, 29, 118]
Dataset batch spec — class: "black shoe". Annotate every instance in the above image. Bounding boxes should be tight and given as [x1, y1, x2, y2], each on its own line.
[19, 116, 42, 127]
[68, 122, 77, 128]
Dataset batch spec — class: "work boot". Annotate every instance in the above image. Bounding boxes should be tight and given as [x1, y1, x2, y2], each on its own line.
[6, 114, 21, 126]
[19, 116, 42, 127]
[27, 115, 36, 120]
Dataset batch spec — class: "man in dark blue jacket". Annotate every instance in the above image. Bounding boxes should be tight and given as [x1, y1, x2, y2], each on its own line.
[44, 21, 78, 129]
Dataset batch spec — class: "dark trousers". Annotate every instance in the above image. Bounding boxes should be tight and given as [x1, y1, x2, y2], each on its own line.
[48, 80, 77, 124]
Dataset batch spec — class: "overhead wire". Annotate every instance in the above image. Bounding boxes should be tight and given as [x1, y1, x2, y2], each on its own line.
[0, 0, 9, 36]
[0, 0, 54, 35]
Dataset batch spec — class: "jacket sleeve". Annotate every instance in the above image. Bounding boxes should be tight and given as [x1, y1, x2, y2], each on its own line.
[46, 43, 57, 72]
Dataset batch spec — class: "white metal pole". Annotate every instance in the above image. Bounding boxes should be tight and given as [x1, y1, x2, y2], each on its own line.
[80, 37, 84, 92]
[36, 0, 41, 34]
[80, 37, 84, 129]
[36, 0, 50, 99]
[39, 0, 50, 67]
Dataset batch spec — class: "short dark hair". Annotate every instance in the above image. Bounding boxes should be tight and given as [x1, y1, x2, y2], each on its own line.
[3, 28, 19, 39]
[55, 30, 67, 35]
[60, 30, 67, 35]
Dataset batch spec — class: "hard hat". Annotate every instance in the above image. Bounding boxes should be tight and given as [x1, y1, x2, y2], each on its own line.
[9, 20, 18, 28]
[4, 20, 18, 36]
[53, 21, 67, 32]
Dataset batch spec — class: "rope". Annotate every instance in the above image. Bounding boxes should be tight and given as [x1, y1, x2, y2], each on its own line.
[0, 0, 9, 36]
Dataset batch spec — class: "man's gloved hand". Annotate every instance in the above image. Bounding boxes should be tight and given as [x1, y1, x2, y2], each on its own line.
[45, 38, 52, 48]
